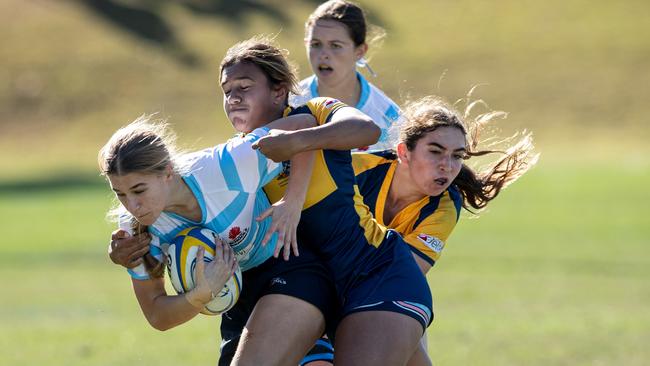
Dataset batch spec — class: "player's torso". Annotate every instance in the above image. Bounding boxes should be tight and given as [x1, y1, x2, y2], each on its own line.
[151, 149, 275, 271]
[263, 100, 389, 282]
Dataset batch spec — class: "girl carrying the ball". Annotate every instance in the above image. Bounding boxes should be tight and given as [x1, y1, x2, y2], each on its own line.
[98, 108, 336, 331]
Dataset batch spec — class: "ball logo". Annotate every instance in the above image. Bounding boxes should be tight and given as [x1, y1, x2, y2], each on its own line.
[417, 234, 444, 253]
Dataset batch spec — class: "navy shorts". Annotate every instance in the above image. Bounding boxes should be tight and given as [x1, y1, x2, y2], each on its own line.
[338, 230, 433, 332]
[218, 247, 337, 366]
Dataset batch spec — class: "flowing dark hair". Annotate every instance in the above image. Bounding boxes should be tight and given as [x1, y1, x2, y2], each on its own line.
[400, 93, 539, 212]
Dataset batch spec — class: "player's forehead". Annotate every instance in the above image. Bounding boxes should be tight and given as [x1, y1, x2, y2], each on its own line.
[221, 62, 266, 86]
[308, 19, 352, 43]
[419, 126, 466, 151]
[109, 172, 158, 191]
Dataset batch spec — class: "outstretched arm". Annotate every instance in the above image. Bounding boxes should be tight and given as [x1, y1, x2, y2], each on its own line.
[253, 106, 379, 162]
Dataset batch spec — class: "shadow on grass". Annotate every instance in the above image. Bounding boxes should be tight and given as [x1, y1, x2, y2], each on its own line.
[0, 173, 106, 194]
[76, 0, 327, 67]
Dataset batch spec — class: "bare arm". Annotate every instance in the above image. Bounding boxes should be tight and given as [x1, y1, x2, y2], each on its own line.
[253, 106, 379, 162]
[257, 150, 315, 260]
[131, 243, 237, 331]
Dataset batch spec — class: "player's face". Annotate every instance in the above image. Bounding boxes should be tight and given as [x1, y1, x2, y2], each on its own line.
[108, 172, 172, 226]
[402, 126, 466, 197]
[221, 62, 285, 133]
[306, 20, 365, 88]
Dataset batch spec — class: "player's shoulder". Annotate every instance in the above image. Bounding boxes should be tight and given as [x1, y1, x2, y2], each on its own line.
[352, 150, 396, 175]
[289, 75, 318, 107]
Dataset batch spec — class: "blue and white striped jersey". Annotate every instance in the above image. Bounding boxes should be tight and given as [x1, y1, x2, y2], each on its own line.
[290, 72, 403, 151]
[121, 127, 282, 280]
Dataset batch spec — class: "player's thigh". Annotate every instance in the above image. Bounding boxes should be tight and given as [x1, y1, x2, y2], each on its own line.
[232, 294, 325, 366]
[334, 310, 422, 366]
[406, 340, 432, 366]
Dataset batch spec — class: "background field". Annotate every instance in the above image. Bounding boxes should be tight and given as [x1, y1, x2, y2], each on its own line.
[1, 0, 648, 365]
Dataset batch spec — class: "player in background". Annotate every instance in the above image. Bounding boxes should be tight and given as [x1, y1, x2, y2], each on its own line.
[291, 0, 403, 151]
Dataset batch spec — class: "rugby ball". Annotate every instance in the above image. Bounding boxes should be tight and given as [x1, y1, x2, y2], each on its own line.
[167, 226, 242, 315]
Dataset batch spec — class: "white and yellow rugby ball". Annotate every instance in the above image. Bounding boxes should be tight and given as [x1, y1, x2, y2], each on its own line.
[167, 226, 242, 315]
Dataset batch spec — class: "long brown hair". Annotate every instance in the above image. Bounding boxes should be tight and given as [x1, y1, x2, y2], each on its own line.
[98, 115, 181, 278]
[400, 94, 539, 212]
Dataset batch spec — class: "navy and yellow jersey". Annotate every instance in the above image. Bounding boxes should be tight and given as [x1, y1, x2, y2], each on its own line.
[352, 150, 463, 266]
[263, 97, 389, 284]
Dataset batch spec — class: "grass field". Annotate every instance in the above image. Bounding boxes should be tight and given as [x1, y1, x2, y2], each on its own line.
[1, 0, 649, 364]
[2, 157, 648, 365]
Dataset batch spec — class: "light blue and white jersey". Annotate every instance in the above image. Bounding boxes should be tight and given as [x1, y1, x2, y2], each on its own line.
[290, 72, 404, 151]
[120, 127, 282, 280]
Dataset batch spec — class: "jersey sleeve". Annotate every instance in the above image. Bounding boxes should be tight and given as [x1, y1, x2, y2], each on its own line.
[117, 213, 164, 281]
[292, 97, 347, 126]
[404, 192, 461, 266]
[222, 127, 283, 192]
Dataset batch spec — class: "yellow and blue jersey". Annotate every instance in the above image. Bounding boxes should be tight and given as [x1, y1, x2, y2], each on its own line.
[263, 97, 390, 284]
[352, 150, 463, 267]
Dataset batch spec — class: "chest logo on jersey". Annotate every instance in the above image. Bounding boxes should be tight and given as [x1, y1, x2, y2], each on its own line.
[324, 99, 340, 108]
[417, 234, 444, 253]
[228, 226, 250, 246]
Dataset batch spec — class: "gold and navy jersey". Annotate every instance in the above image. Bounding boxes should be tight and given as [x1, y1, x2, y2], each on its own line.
[263, 97, 388, 284]
[352, 150, 463, 266]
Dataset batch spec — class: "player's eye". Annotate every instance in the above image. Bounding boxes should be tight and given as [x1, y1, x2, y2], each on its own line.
[309, 41, 321, 48]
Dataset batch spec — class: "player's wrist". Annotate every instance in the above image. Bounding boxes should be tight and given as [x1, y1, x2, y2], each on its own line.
[185, 288, 211, 309]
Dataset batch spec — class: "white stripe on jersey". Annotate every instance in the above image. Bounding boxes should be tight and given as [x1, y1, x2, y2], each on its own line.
[122, 126, 282, 280]
[289, 72, 404, 151]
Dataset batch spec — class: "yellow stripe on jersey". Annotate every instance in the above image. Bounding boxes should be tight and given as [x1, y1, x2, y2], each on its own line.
[264, 98, 346, 209]
[353, 185, 387, 248]
[401, 190, 459, 262]
[351, 151, 392, 176]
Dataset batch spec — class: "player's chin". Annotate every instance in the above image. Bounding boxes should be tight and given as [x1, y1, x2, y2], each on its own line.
[229, 117, 252, 133]
[426, 186, 447, 197]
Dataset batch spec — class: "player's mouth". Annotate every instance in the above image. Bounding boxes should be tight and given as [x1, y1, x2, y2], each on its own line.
[434, 177, 448, 186]
[229, 106, 248, 113]
[317, 64, 334, 76]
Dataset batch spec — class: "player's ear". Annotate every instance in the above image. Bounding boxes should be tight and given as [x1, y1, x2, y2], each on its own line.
[355, 43, 368, 61]
[396, 142, 409, 164]
[271, 83, 288, 106]
[164, 163, 174, 180]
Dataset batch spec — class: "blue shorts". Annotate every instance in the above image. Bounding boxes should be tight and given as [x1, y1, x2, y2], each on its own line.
[219, 246, 337, 366]
[338, 230, 433, 332]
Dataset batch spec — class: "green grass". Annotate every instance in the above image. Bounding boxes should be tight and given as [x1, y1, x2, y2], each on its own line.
[1, 0, 648, 364]
[1, 158, 648, 365]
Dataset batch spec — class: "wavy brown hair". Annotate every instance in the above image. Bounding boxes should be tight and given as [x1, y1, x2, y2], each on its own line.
[400, 93, 539, 212]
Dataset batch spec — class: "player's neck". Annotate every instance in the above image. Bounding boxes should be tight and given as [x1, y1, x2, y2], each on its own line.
[388, 163, 426, 212]
[318, 75, 360, 107]
[165, 175, 202, 222]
